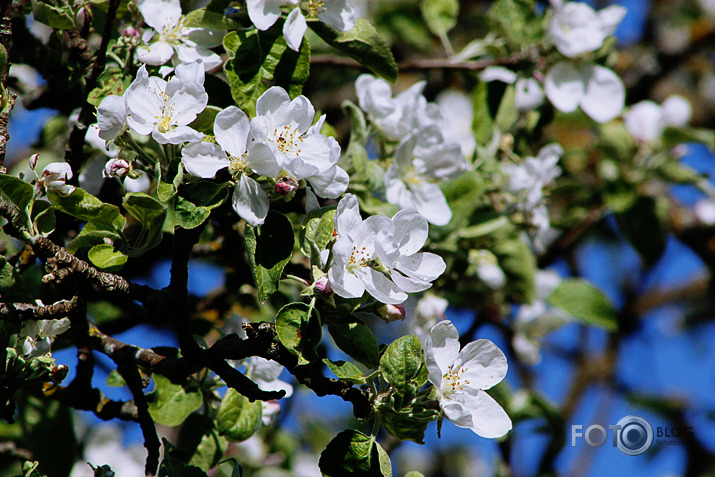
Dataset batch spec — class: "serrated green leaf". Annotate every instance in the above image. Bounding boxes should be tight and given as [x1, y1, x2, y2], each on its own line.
[380, 335, 427, 393]
[216, 388, 262, 442]
[319, 429, 392, 477]
[420, 0, 459, 37]
[244, 211, 294, 302]
[547, 278, 618, 331]
[300, 205, 336, 262]
[87, 68, 132, 107]
[323, 359, 367, 384]
[310, 18, 397, 82]
[174, 181, 228, 229]
[184, 8, 239, 29]
[87, 243, 128, 272]
[0, 256, 33, 303]
[159, 438, 210, 477]
[328, 321, 380, 369]
[147, 374, 203, 427]
[488, 0, 541, 46]
[0, 173, 34, 221]
[223, 23, 310, 116]
[32, 0, 75, 29]
[275, 302, 322, 364]
[123, 192, 167, 255]
[189, 431, 227, 470]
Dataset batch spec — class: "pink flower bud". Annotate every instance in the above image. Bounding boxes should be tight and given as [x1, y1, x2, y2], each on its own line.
[275, 176, 299, 196]
[123, 26, 141, 40]
[29, 153, 39, 170]
[378, 304, 406, 322]
[103, 158, 131, 179]
[314, 276, 333, 294]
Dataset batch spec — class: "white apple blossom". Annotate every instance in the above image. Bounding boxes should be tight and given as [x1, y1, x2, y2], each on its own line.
[20, 318, 71, 359]
[71, 425, 146, 477]
[423, 320, 512, 438]
[471, 250, 506, 289]
[385, 129, 468, 226]
[39, 162, 75, 196]
[84, 126, 151, 194]
[544, 61, 625, 123]
[182, 106, 281, 226]
[135, 0, 226, 71]
[355, 74, 442, 140]
[247, 0, 356, 52]
[435, 89, 476, 158]
[623, 95, 692, 142]
[502, 143, 563, 210]
[124, 63, 208, 144]
[550, 1, 627, 58]
[694, 199, 715, 225]
[250, 86, 348, 199]
[479, 67, 544, 112]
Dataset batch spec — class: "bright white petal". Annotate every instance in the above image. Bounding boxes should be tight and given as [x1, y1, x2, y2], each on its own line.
[580, 65, 624, 123]
[479, 66, 517, 84]
[410, 182, 452, 226]
[307, 164, 349, 198]
[215, 106, 250, 157]
[136, 41, 175, 65]
[246, 142, 282, 176]
[544, 62, 585, 113]
[247, 0, 285, 30]
[455, 339, 508, 390]
[97, 95, 127, 141]
[424, 320, 460, 388]
[318, 0, 356, 31]
[661, 95, 692, 127]
[456, 388, 512, 438]
[175, 46, 223, 72]
[359, 268, 407, 304]
[515, 77, 544, 111]
[392, 208, 428, 256]
[136, 0, 181, 31]
[335, 193, 362, 236]
[232, 175, 269, 226]
[396, 252, 446, 283]
[598, 5, 627, 37]
[284, 8, 307, 52]
[256, 86, 291, 117]
[181, 142, 229, 178]
[153, 125, 204, 144]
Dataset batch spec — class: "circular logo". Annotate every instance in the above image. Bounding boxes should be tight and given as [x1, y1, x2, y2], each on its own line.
[614, 415, 654, 456]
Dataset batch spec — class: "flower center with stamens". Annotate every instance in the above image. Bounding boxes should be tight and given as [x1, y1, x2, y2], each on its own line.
[159, 15, 186, 44]
[442, 365, 470, 397]
[346, 245, 371, 274]
[151, 90, 180, 133]
[304, 0, 326, 18]
[228, 153, 248, 176]
[402, 165, 424, 186]
[272, 125, 304, 157]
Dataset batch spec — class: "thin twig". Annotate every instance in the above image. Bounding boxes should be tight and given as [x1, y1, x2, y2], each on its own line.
[0, 296, 80, 321]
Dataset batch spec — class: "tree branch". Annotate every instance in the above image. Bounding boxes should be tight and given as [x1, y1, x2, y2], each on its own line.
[0, 296, 80, 321]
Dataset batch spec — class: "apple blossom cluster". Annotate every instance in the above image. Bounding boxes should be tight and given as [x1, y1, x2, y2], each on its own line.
[623, 95, 692, 143]
[95, 62, 347, 226]
[355, 74, 470, 225]
[325, 194, 446, 304]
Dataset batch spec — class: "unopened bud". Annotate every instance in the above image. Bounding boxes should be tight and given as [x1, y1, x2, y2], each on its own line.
[29, 153, 39, 170]
[123, 26, 141, 40]
[275, 176, 299, 196]
[378, 303, 406, 322]
[103, 158, 131, 179]
[314, 276, 333, 294]
[40, 162, 75, 196]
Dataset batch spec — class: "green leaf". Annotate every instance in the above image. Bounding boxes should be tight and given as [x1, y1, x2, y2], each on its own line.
[216, 388, 262, 442]
[405, 472, 426, 477]
[488, 0, 541, 46]
[275, 302, 322, 364]
[0, 256, 33, 303]
[300, 205, 336, 263]
[158, 438, 210, 477]
[471, 82, 495, 144]
[615, 196, 666, 268]
[244, 211, 294, 302]
[87, 68, 132, 107]
[147, 374, 203, 427]
[0, 45, 7, 77]
[32, 0, 75, 29]
[327, 321, 380, 369]
[319, 429, 392, 477]
[654, 159, 702, 184]
[341, 99, 368, 144]
[188, 106, 222, 135]
[420, 0, 459, 37]
[223, 23, 310, 116]
[106, 370, 126, 387]
[489, 222, 536, 303]
[24, 397, 77, 477]
[0, 173, 34, 224]
[379, 335, 427, 393]
[547, 278, 618, 331]
[31, 200, 56, 236]
[123, 192, 167, 255]
[87, 243, 128, 272]
[177, 414, 228, 470]
[49, 188, 126, 253]
[184, 8, 240, 29]
[495, 84, 518, 132]
[437, 171, 485, 237]
[310, 18, 397, 82]
[323, 359, 367, 385]
[661, 126, 715, 150]
[174, 181, 228, 229]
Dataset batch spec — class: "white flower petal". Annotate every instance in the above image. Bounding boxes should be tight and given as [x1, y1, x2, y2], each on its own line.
[232, 175, 269, 226]
[424, 320, 460, 387]
[255, 86, 291, 117]
[359, 268, 407, 304]
[181, 142, 229, 178]
[307, 164, 349, 198]
[410, 182, 452, 226]
[455, 339, 508, 390]
[175, 46, 223, 72]
[392, 208, 428, 256]
[153, 125, 204, 144]
[215, 106, 250, 157]
[544, 62, 585, 113]
[97, 95, 127, 141]
[580, 65, 624, 123]
[136, 0, 181, 31]
[661, 95, 692, 127]
[450, 388, 512, 438]
[335, 193, 361, 236]
[136, 41, 175, 65]
[479, 66, 517, 84]
[284, 8, 307, 51]
[396, 252, 446, 284]
[246, 142, 282, 176]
